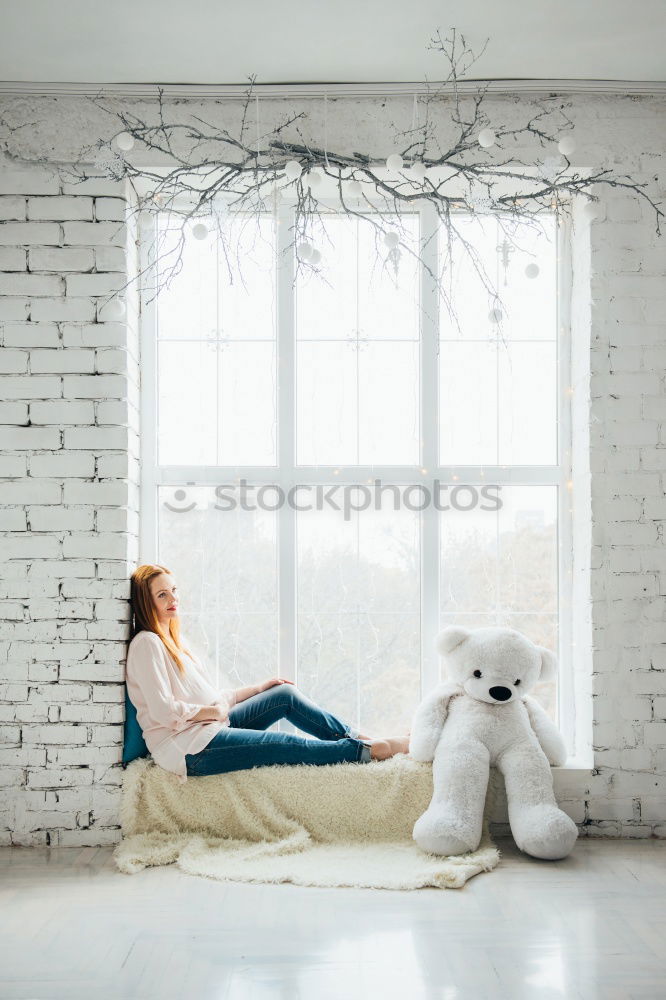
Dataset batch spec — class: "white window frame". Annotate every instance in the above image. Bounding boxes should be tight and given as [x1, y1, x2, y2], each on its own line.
[138, 199, 575, 751]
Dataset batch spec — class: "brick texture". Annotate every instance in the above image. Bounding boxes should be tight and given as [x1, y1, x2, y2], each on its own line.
[0, 167, 139, 846]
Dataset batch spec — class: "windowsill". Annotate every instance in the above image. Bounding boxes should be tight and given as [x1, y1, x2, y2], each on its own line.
[490, 758, 594, 777]
[488, 758, 595, 823]
[489, 758, 593, 787]
[556, 757, 594, 772]
[552, 757, 595, 799]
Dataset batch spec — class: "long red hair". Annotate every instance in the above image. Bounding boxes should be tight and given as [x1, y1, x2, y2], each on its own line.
[129, 563, 192, 673]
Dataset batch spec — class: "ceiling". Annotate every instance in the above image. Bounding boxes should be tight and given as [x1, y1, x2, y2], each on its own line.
[1, 0, 665, 88]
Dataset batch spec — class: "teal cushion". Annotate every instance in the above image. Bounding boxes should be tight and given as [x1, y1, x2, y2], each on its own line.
[122, 688, 149, 766]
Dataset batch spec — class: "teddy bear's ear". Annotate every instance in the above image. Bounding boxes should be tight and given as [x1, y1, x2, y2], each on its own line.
[437, 627, 471, 657]
[536, 645, 557, 683]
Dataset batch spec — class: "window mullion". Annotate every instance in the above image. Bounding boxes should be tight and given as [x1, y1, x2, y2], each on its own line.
[557, 213, 575, 752]
[153, 464, 562, 486]
[420, 202, 441, 696]
[277, 203, 297, 687]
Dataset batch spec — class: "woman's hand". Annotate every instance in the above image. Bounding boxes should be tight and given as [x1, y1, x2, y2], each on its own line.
[259, 678, 296, 693]
[231, 678, 296, 706]
[190, 703, 229, 724]
[211, 702, 230, 723]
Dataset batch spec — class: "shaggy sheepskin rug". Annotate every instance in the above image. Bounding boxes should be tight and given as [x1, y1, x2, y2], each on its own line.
[114, 755, 500, 890]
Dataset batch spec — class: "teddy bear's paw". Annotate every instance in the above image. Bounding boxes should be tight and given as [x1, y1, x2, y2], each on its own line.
[413, 811, 480, 857]
[511, 804, 578, 860]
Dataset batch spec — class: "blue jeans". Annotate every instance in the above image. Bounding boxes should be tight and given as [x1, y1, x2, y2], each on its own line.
[185, 685, 373, 776]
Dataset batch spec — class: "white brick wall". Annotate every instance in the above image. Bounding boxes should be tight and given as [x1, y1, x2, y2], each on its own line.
[584, 188, 666, 836]
[0, 91, 665, 845]
[0, 165, 140, 846]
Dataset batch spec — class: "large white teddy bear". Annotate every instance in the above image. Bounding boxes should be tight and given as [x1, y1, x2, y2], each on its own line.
[409, 625, 578, 861]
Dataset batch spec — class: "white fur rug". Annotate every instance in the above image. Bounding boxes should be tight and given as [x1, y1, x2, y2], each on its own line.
[114, 756, 500, 890]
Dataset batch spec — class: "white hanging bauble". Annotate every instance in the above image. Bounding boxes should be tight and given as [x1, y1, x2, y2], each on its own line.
[307, 169, 323, 189]
[386, 153, 404, 172]
[284, 160, 303, 180]
[383, 231, 400, 249]
[348, 180, 363, 196]
[558, 136, 576, 157]
[192, 223, 209, 240]
[310, 249, 322, 265]
[115, 132, 135, 152]
[297, 242, 314, 261]
[101, 297, 125, 320]
[478, 129, 496, 149]
[488, 307, 503, 324]
[524, 262, 540, 279]
[410, 160, 427, 181]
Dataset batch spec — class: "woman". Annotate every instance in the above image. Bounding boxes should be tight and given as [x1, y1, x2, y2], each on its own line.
[126, 563, 410, 783]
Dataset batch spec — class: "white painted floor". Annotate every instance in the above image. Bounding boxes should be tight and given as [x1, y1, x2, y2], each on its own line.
[1, 838, 665, 1000]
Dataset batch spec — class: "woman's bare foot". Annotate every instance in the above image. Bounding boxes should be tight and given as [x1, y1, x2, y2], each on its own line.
[358, 729, 410, 741]
[369, 736, 410, 761]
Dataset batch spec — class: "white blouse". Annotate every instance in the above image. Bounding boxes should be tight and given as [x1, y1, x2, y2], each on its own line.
[125, 630, 236, 782]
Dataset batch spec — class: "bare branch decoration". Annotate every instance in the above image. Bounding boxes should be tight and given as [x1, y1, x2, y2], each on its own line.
[0, 28, 662, 324]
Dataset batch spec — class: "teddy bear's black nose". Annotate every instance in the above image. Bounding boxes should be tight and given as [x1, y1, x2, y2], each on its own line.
[489, 686, 512, 701]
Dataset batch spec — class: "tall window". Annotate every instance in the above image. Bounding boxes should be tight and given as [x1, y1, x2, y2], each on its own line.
[140, 200, 570, 742]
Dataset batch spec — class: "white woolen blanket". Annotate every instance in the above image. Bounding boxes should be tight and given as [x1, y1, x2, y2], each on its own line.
[114, 755, 500, 889]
